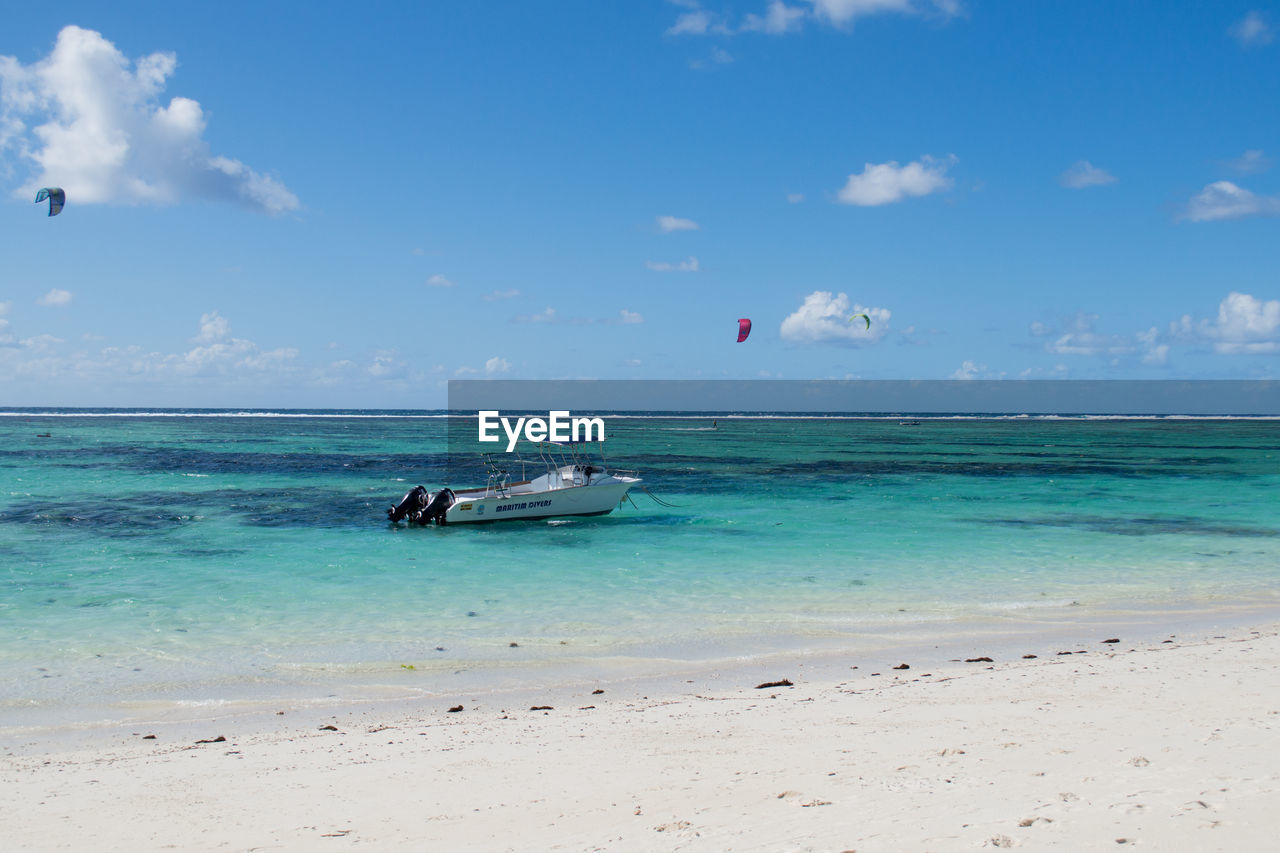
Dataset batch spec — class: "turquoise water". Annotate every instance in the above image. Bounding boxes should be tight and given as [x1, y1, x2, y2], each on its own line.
[2, 411, 1279, 724]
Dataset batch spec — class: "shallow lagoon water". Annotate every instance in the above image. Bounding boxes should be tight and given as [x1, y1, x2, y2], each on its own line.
[1, 411, 1278, 726]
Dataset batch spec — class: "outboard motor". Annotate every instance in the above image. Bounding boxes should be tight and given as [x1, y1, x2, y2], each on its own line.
[388, 485, 429, 523]
[414, 488, 456, 525]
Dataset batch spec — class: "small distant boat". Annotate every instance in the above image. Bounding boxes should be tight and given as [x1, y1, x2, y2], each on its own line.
[388, 441, 641, 525]
[898, 420, 922, 426]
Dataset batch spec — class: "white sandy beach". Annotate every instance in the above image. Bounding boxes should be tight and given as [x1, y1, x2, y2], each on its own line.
[3, 620, 1278, 852]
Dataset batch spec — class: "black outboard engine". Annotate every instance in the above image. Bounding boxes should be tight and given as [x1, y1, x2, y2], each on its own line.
[388, 485, 429, 523]
[414, 487, 456, 525]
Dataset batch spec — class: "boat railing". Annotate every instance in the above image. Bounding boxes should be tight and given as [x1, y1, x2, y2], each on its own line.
[480, 454, 510, 497]
[481, 448, 561, 497]
[479, 442, 637, 493]
[481, 452, 537, 497]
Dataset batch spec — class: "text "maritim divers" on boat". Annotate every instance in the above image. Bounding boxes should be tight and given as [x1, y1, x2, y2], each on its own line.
[477, 410, 606, 452]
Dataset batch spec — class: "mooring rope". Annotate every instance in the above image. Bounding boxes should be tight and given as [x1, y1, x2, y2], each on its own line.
[639, 485, 683, 508]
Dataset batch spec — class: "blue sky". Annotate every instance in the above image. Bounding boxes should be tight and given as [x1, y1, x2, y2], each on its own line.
[1, 1, 1278, 407]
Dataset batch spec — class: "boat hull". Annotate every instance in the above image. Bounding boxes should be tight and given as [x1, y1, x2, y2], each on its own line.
[444, 479, 638, 524]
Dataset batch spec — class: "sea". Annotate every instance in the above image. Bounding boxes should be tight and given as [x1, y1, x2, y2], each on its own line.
[2, 409, 1278, 732]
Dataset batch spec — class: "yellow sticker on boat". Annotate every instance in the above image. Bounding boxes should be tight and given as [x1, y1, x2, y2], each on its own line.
[458, 503, 473, 510]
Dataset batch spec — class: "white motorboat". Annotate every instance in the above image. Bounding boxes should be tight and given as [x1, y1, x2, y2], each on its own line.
[387, 441, 641, 525]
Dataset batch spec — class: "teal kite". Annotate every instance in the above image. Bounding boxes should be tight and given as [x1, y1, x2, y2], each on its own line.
[849, 313, 870, 330]
[35, 187, 65, 217]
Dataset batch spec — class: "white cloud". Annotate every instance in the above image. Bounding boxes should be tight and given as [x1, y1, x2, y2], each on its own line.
[426, 274, 455, 287]
[231, 343, 298, 372]
[779, 290, 889, 344]
[809, 0, 958, 26]
[1212, 292, 1280, 349]
[484, 288, 520, 301]
[1176, 292, 1280, 354]
[178, 312, 297, 374]
[206, 156, 299, 215]
[1029, 296, 1280, 367]
[1183, 180, 1280, 222]
[647, 256, 700, 272]
[1017, 365, 1071, 379]
[193, 311, 230, 344]
[786, 192, 805, 203]
[1042, 313, 1134, 357]
[741, 2, 808, 34]
[1034, 298, 1280, 361]
[37, 288, 72, 306]
[1059, 160, 1116, 189]
[657, 214, 700, 232]
[485, 356, 511, 375]
[836, 155, 955, 206]
[1230, 11, 1274, 47]
[19, 333, 65, 352]
[0, 311, 476, 399]
[0, 311, 301, 385]
[665, 0, 958, 39]
[516, 307, 558, 324]
[364, 352, 403, 379]
[303, 353, 439, 390]
[951, 360, 1003, 380]
[1136, 327, 1169, 365]
[1225, 149, 1271, 174]
[809, 0, 913, 25]
[0, 26, 297, 214]
[514, 307, 644, 326]
[667, 11, 716, 35]
[689, 46, 736, 69]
